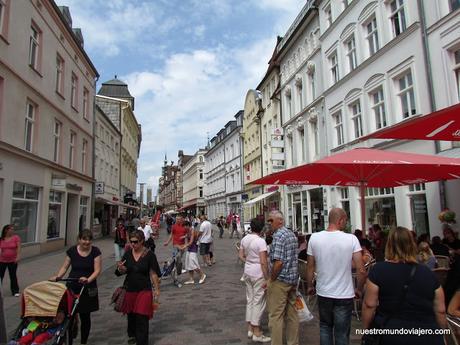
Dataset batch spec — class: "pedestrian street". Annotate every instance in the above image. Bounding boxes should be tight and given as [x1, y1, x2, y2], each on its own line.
[3, 225, 362, 345]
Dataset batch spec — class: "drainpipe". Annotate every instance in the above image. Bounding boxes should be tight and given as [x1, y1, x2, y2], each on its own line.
[90, 76, 98, 235]
[417, 0, 447, 210]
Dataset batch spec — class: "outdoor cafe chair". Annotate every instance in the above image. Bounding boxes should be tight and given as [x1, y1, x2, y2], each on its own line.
[435, 255, 451, 269]
[432, 267, 449, 287]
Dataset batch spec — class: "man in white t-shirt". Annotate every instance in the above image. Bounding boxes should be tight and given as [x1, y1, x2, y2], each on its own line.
[138, 218, 153, 242]
[307, 207, 365, 345]
[199, 215, 213, 266]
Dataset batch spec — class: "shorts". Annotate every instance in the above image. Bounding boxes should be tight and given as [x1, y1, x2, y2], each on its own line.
[199, 242, 211, 255]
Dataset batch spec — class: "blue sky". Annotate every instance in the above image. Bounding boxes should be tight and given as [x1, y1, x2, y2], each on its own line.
[56, 0, 305, 196]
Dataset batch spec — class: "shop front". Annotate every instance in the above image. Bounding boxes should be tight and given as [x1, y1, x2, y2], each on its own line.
[286, 185, 325, 233]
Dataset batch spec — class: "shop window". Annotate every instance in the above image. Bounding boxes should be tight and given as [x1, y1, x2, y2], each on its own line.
[79, 196, 89, 231]
[11, 182, 39, 243]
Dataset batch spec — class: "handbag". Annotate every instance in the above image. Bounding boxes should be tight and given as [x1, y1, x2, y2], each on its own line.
[111, 286, 126, 312]
[361, 264, 417, 345]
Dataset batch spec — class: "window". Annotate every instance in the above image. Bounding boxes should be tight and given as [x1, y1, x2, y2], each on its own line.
[286, 93, 292, 118]
[53, 120, 61, 162]
[0, 0, 10, 38]
[79, 197, 89, 230]
[310, 119, 319, 157]
[199, 170, 203, 180]
[69, 131, 76, 168]
[455, 49, 460, 100]
[350, 100, 363, 138]
[82, 139, 87, 174]
[449, 0, 460, 11]
[325, 3, 332, 28]
[333, 112, 344, 146]
[299, 128, 306, 162]
[29, 24, 40, 70]
[71, 73, 78, 110]
[199, 187, 203, 198]
[370, 88, 387, 129]
[55, 55, 64, 94]
[11, 182, 39, 243]
[24, 102, 35, 152]
[345, 35, 357, 72]
[48, 191, 63, 239]
[365, 17, 379, 56]
[408, 183, 425, 192]
[309, 71, 316, 101]
[330, 52, 339, 84]
[397, 71, 416, 118]
[297, 83, 303, 111]
[390, 0, 406, 37]
[83, 88, 89, 119]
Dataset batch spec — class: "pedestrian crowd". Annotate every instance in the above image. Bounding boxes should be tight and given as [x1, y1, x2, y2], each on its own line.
[2, 206, 460, 345]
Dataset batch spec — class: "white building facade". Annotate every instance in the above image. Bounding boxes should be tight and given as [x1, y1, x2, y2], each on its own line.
[278, 2, 327, 232]
[318, 0, 459, 237]
[182, 149, 207, 216]
[93, 105, 121, 237]
[0, 1, 98, 256]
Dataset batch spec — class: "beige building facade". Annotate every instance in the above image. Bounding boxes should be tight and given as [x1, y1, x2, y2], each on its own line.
[0, 1, 98, 256]
[182, 149, 207, 216]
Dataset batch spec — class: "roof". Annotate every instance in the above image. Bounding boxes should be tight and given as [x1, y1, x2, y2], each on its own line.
[97, 76, 134, 99]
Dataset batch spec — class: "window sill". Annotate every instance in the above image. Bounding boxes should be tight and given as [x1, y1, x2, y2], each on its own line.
[56, 91, 65, 100]
[29, 65, 43, 78]
[0, 33, 9, 45]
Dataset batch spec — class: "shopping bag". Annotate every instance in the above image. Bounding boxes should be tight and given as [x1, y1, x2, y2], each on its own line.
[295, 292, 313, 322]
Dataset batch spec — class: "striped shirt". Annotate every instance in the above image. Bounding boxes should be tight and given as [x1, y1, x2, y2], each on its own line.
[270, 227, 298, 285]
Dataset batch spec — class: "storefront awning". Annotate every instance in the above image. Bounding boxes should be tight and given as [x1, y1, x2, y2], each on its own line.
[244, 191, 278, 206]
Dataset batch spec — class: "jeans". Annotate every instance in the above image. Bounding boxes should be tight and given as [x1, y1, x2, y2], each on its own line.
[0, 262, 19, 295]
[318, 296, 353, 345]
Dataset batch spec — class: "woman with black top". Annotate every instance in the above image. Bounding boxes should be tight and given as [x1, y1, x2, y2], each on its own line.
[116, 229, 160, 345]
[362, 226, 447, 345]
[51, 229, 101, 345]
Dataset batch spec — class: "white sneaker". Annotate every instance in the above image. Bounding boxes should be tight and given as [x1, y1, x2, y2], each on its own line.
[252, 334, 271, 343]
[183, 279, 194, 285]
[14, 293, 20, 297]
[199, 274, 206, 284]
[247, 331, 253, 339]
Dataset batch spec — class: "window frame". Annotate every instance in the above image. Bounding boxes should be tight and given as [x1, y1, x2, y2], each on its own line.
[365, 16, 379, 57]
[82, 139, 88, 174]
[329, 51, 339, 84]
[369, 87, 387, 130]
[29, 23, 41, 71]
[332, 111, 345, 146]
[53, 120, 61, 163]
[345, 34, 358, 72]
[396, 70, 417, 119]
[389, 0, 407, 38]
[69, 131, 76, 169]
[71, 72, 78, 111]
[83, 87, 89, 120]
[24, 101, 36, 152]
[55, 54, 64, 95]
[349, 99, 363, 139]
[454, 48, 460, 100]
[0, 0, 10, 40]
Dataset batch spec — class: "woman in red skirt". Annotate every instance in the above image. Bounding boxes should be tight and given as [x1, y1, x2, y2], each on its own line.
[116, 229, 161, 345]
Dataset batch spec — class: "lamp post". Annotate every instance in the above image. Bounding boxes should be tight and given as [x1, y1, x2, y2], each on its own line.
[138, 182, 146, 218]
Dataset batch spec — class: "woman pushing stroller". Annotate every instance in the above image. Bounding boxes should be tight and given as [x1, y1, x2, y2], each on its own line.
[50, 229, 101, 345]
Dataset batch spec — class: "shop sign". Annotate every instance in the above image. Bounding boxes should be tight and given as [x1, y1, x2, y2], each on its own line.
[52, 178, 66, 188]
[66, 183, 82, 191]
[95, 182, 105, 194]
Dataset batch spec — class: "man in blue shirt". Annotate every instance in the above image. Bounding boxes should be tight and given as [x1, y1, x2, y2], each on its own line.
[267, 211, 299, 345]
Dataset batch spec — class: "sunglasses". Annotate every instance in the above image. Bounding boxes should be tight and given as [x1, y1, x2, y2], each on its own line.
[130, 240, 139, 244]
[267, 219, 273, 223]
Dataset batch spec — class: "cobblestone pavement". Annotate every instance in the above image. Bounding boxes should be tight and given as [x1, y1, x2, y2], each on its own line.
[2, 226, 362, 344]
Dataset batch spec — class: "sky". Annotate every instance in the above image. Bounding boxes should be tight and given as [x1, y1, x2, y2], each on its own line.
[56, 0, 306, 196]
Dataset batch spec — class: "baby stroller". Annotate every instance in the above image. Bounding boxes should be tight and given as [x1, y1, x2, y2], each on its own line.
[9, 278, 84, 345]
[160, 250, 182, 288]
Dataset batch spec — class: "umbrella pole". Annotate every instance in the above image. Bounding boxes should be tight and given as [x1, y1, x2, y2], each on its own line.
[360, 183, 366, 235]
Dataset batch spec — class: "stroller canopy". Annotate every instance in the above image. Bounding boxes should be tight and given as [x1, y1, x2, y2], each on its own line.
[22, 281, 68, 317]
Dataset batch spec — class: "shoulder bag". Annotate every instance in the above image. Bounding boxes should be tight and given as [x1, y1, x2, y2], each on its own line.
[361, 264, 417, 345]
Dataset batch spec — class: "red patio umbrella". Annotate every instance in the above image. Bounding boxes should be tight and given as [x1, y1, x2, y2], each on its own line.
[251, 148, 460, 231]
[361, 103, 460, 141]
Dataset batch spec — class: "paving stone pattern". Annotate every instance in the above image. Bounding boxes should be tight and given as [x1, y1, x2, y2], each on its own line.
[2, 226, 362, 344]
